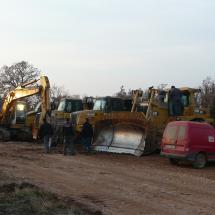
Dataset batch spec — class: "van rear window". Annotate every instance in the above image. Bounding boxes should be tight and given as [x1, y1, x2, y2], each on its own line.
[178, 126, 186, 140]
[165, 126, 177, 144]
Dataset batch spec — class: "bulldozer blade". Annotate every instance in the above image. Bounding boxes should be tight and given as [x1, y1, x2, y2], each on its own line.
[93, 121, 146, 156]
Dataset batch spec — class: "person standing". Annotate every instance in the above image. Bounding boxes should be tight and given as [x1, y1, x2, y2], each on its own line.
[63, 118, 75, 155]
[169, 86, 182, 116]
[80, 118, 93, 153]
[39, 118, 53, 153]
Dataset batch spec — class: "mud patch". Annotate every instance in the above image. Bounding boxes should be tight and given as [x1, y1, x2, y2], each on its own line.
[82, 194, 104, 205]
[11, 154, 37, 161]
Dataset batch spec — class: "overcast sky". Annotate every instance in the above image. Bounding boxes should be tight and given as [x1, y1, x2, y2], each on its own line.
[0, 0, 214, 96]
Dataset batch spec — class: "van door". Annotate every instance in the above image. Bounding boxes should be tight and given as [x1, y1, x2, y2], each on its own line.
[162, 125, 178, 149]
[162, 124, 188, 153]
[205, 129, 215, 161]
[175, 125, 188, 152]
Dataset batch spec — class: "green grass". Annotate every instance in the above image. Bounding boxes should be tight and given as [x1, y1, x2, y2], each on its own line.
[0, 183, 85, 215]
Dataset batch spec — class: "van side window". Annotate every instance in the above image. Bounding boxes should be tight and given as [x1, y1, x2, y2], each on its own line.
[178, 126, 186, 140]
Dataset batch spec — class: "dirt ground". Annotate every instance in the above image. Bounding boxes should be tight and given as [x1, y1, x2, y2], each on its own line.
[0, 142, 215, 215]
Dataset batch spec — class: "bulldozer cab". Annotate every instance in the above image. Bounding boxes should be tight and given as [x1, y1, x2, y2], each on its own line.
[148, 87, 198, 115]
[156, 88, 192, 116]
[93, 97, 132, 113]
[57, 98, 83, 113]
[82, 97, 94, 110]
[147, 87, 211, 129]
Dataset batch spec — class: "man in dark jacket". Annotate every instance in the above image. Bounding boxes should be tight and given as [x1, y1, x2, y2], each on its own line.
[63, 118, 75, 155]
[169, 86, 182, 116]
[80, 118, 93, 153]
[39, 119, 53, 153]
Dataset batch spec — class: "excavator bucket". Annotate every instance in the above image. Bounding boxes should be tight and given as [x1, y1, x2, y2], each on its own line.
[92, 112, 148, 156]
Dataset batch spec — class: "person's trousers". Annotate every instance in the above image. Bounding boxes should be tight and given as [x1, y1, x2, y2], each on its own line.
[81, 137, 92, 152]
[63, 136, 75, 155]
[43, 135, 51, 153]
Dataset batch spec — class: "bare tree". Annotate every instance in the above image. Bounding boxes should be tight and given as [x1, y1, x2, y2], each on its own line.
[200, 77, 215, 108]
[200, 77, 215, 122]
[50, 84, 70, 103]
[0, 61, 40, 94]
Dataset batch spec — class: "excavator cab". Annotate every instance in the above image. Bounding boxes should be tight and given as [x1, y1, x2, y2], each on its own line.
[2, 100, 27, 127]
[12, 101, 27, 125]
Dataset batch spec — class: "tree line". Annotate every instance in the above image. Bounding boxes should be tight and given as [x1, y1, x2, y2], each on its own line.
[0, 61, 215, 120]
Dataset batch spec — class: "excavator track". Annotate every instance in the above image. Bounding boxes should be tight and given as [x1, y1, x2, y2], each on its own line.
[0, 127, 10, 141]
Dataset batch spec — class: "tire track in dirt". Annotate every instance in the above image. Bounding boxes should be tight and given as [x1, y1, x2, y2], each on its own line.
[0, 143, 215, 215]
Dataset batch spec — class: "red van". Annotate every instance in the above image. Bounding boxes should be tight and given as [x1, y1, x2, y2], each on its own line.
[161, 121, 215, 168]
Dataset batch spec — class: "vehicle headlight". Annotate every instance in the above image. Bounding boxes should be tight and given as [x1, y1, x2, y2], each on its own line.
[17, 103, 25, 111]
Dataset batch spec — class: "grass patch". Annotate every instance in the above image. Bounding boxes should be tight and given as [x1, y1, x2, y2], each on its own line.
[0, 182, 86, 215]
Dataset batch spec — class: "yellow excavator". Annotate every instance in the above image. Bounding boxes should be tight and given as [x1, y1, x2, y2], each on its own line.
[72, 87, 213, 156]
[0, 76, 50, 141]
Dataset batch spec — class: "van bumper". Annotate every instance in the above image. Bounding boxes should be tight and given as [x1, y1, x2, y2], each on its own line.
[160, 152, 196, 161]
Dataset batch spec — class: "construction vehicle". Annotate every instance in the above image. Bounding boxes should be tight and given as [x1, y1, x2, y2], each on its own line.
[83, 96, 94, 110]
[71, 91, 146, 155]
[0, 76, 50, 141]
[71, 95, 135, 133]
[26, 76, 51, 139]
[50, 96, 95, 144]
[51, 98, 84, 144]
[72, 87, 213, 156]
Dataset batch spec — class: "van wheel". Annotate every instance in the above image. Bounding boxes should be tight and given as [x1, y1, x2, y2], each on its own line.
[192, 153, 206, 169]
[169, 158, 179, 165]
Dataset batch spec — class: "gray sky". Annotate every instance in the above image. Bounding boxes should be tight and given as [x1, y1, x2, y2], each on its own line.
[0, 0, 214, 96]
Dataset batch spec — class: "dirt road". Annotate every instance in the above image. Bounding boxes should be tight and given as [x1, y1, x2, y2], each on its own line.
[0, 142, 215, 215]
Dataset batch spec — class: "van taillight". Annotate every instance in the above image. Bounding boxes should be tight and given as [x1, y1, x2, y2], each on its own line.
[184, 140, 189, 152]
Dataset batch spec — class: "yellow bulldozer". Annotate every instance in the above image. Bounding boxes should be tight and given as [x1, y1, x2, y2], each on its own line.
[0, 76, 50, 141]
[72, 87, 213, 156]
